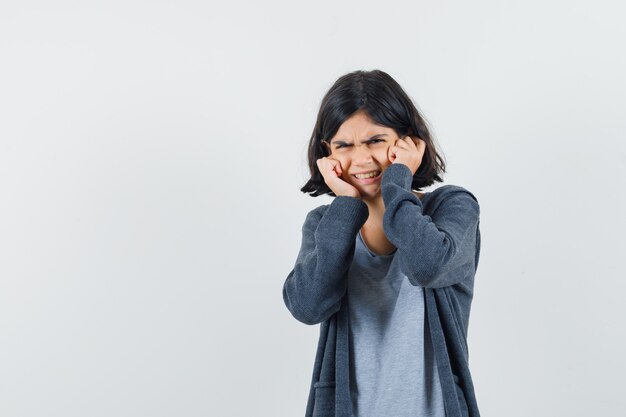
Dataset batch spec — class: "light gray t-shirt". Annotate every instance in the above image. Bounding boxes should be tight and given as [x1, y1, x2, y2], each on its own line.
[348, 229, 447, 417]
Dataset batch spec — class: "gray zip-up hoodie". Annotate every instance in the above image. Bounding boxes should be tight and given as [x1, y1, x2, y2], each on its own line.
[283, 162, 482, 417]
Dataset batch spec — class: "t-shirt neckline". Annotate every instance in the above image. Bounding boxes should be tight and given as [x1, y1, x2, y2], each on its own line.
[357, 191, 429, 258]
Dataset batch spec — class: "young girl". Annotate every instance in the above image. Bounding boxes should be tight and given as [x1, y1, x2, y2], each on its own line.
[283, 69, 482, 417]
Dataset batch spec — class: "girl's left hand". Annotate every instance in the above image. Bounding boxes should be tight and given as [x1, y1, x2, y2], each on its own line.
[388, 136, 425, 175]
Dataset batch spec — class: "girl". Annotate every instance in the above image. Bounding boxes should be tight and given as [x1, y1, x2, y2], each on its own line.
[283, 69, 482, 417]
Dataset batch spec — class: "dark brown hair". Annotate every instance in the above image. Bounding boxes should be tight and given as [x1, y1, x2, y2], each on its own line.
[300, 69, 446, 197]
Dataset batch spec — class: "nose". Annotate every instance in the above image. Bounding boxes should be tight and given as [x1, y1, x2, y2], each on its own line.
[352, 144, 374, 165]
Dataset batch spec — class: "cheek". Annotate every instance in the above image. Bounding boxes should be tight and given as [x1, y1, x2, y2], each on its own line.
[337, 156, 349, 167]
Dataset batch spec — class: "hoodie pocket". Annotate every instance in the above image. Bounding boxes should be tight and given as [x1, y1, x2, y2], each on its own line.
[312, 380, 336, 417]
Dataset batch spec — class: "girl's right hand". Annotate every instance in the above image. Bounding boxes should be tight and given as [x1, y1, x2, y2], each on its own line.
[316, 157, 361, 199]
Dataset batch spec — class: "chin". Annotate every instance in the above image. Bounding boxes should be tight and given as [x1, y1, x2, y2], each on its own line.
[360, 187, 381, 198]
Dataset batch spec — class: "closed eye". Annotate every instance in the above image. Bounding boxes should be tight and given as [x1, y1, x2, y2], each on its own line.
[336, 139, 385, 149]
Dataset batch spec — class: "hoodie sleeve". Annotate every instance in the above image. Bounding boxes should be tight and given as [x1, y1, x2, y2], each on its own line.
[381, 163, 481, 288]
[282, 196, 369, 325]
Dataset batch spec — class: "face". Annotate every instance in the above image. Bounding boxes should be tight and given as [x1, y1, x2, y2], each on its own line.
[322, 110, 403, 200]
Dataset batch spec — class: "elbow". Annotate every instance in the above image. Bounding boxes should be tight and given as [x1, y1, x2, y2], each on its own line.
[283, 283, 310, 324]
[287, 310, 319, 326]
[282, 284, 340, 325]
[282, 288, 317, 325]
[401, 244, 455, 288]
[404, 266, 441, 288]
[402, 255, 475, 289]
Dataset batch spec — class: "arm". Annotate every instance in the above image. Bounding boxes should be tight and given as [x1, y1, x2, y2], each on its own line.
[381, 163, 480, 288]
[282, 196, 369, 325]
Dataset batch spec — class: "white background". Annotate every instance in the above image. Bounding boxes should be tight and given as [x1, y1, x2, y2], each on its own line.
[1, 1, 625, 416]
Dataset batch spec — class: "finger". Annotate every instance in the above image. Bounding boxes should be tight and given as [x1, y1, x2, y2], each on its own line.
[395, 140, 409, 150]
[418, 139, 427, 155]
[404, 136, 418, 148]
[414, 138, 425, 153]
[318, 158, 330, 175]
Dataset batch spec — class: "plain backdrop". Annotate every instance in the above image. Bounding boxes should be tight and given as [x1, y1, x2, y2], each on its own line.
[1, 1, 625, 416]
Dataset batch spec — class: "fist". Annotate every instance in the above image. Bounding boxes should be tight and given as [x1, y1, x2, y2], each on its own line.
[316, 157, 361, 198]
[388, 136, 425, 175]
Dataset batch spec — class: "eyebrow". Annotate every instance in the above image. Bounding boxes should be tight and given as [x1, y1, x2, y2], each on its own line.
[330, 134, 388, 145]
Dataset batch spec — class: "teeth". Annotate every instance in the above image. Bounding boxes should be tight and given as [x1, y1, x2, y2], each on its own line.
[354, 171, 380, 179]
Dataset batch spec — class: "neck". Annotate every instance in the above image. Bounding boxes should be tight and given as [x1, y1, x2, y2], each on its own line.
[361, 191, 422, 226]
[362, 194, 385, 224]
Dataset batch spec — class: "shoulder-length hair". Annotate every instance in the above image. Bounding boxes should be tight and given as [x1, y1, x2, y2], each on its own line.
[300, 69, 446, 197]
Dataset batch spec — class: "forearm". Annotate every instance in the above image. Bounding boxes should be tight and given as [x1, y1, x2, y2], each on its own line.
[283, 196, 369, 324]
[381, 163, 480, 288]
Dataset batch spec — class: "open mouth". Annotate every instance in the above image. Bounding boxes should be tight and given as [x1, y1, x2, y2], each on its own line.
[352, 170, 382, 181]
